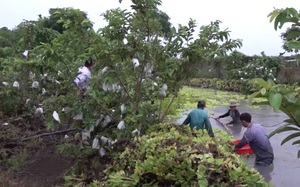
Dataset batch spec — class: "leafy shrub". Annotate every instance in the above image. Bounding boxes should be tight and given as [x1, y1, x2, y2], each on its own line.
[189, 78, 251, 94]
[98, 124, 271, 187]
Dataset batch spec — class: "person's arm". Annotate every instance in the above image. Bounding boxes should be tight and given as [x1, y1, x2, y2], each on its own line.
[182, 114, 191, 125]
[234, 131, 253, 151]
[218, 109, 230, 119]
[204, 115, 214, 137]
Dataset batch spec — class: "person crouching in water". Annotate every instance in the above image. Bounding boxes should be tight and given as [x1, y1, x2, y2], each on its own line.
[182, 100, 214, 137]
[216, 101, 240, 126]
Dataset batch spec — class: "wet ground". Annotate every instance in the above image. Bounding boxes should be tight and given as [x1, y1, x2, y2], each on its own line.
[177, 102, 300, 187]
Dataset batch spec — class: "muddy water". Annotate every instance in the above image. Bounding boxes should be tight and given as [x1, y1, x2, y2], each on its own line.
[177, 102, 300, 187]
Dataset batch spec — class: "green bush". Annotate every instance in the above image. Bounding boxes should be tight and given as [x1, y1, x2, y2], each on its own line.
[189, 78, 251, 93]
[97, 124, 271, 187]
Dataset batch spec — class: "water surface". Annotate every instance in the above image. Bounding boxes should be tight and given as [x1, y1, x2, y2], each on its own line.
[177, 102, 300, 187]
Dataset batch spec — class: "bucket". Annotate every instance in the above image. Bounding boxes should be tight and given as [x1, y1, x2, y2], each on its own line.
[232, 139, 254, 155]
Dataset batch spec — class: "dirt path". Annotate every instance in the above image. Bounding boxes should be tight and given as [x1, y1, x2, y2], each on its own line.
[1, 145, 72, 187]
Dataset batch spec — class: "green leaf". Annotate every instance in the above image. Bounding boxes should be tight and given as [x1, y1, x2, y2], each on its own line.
[274, 13, 285, 30]
[268, 10, 280, 23]
[270, 126, 300, 138]
[249, 91, 261, 99]
[286, 40, 300, 50]
[268, 92, 282, 110]
[249, 78, 270, 89]
[292, 139, 300, 145]
[286, 8, 299, 18]
[268, 124, 288, 138]
[251, 101, 270, 106]
[286, 30, 300, 40]
[281, 132, 300, 145]
[283, 118, 297, 124]
[260, 88, 267, 95]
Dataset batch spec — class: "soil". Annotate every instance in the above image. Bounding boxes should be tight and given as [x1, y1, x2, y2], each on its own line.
[1, 145, 72, 187]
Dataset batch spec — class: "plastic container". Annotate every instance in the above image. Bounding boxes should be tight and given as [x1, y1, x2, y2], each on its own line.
[232, 139, 254, 155]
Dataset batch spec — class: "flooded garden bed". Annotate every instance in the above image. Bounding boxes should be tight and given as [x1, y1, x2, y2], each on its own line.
[175, 87, 300, 187]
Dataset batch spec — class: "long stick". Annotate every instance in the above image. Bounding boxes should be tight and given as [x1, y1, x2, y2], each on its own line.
[213, 118, 233, 136]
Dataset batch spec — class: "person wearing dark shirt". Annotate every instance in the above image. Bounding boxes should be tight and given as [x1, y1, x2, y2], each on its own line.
[182, 100, 214, 137]
[216, 101, 240, 126]
[234, 113, 274, 166]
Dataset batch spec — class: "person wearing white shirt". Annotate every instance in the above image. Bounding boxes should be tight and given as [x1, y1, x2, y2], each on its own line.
[73, 58, 94, 98]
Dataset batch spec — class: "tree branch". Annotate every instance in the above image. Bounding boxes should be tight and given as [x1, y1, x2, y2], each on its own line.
[21, 128, 78, 142]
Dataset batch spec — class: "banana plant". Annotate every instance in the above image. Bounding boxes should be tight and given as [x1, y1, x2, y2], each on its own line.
[249, 7, 300, 158]
[249, 78, 300, 158]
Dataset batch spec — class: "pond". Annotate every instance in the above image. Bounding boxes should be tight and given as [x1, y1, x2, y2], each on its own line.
[177, 101, 300, 187]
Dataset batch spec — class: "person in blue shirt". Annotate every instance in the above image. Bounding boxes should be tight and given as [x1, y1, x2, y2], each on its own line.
[234, 113, 274, 166]
[182, 100, 214, 137]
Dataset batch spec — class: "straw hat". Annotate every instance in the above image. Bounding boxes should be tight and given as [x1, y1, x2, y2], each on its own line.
[229, 101, 238, 107]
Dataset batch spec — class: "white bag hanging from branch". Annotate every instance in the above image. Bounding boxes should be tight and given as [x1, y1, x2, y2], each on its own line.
[34, 107, 43, 117]
[144, 63, 154, 78]
[117, 120, 125, 130]
[112, 84, 121, 92]
[101, 66, 109, 75]
[132, 128, 140, 136]
[120, 104, 126, 116]
[25, 99, 30, 105]
[161, 83, 168, 92]
[82, 132, 90, 140]
[132, 58, 139, 68]
[123, 38, 128, 44]
[92, 138, 100, 149]
[102, 115, 112, 127]
[159, 90, 167, 98]
[95, 118, 101, 127]
[100, 136, 108, 145]
[159, 83, 168, 98]
[73, 112, 83, 120]
[95, 114, 104, 127]
[102, 82, 107, 91]
[42, 88, 46, 95]
[107, 138, 112, 145]
[32, 81, 39, 88]
[22, 50, 29, 58]
[29, 72, 35, 80]
[12, 81, 20, 88]
[99, 147, 106, 157]
[52, 111, 60, 123]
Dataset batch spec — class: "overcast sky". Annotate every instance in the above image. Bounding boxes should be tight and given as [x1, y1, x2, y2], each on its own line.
[0, 0, 299, 56]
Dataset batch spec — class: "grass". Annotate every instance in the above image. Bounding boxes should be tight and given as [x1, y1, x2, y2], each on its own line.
[7, 150, 27, 171]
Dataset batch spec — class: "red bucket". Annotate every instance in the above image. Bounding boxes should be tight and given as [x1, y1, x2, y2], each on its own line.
[232, 139, 254, 155]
